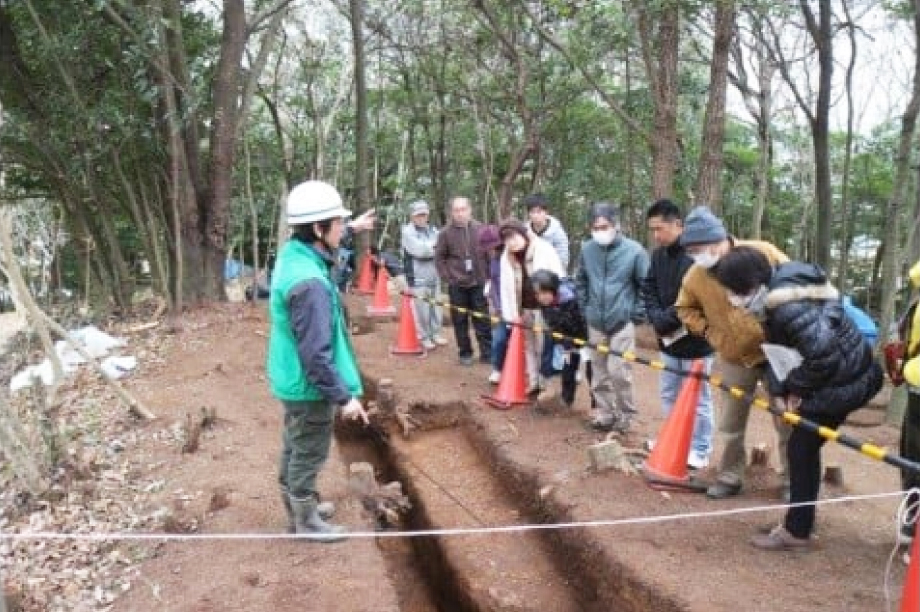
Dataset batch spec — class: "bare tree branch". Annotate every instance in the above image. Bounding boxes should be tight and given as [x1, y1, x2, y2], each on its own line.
[515, 0, 651, 144]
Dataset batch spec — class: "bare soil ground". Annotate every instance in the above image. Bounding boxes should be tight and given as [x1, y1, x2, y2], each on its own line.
[349, 295, 912, 612]
[107, 305, 404, 612]
[4, 300, 913, 612]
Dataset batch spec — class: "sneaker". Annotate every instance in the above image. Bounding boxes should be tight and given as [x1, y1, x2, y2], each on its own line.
[750, 525, 814, 551]
[687, 451, 710, 470]
[588, 417, 615, 432]
[421, 339, 436, 350]
[433, 336, 448, 346]
[459, 356, 474, 366]
[537, 380, 560, 403]
[706, 481, 742, 499]
[488, 370, 501, 384]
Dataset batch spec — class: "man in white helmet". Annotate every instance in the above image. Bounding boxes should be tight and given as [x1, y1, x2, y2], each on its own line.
[267, 180, 369, 542]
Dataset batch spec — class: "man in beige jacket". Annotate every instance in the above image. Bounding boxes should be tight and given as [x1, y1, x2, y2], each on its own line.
[675, 206, 790, 499]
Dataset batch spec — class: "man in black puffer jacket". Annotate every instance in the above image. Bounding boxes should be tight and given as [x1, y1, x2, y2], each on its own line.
[715, 247, 883, 551]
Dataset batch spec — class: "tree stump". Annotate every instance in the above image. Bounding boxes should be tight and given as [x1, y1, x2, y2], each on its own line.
[348, 462, 378, 498]
[378, 378, 396, 414]
[823, 464, 844, 486]
[750, 443, 771, 467]
[350, 315, 376, 336]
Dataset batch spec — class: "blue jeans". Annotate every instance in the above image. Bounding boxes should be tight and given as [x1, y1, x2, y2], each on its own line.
[491, 322, 510, 371]
[659, 354, 714, 457]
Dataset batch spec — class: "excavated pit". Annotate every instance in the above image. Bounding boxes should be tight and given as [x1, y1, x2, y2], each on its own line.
[334, 373, 684, 612]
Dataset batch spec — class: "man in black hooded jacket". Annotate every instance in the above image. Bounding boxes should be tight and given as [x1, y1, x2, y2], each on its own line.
[641, 199, 715, 469]
[715, 247, 883, 551]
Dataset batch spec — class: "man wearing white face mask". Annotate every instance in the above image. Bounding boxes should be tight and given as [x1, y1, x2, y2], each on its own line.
[575, 202, 649, 433]
[675, 205, 790, 500]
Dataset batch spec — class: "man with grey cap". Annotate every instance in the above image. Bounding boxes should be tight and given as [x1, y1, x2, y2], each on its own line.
[674, 206, 791, 500]
[401, 200, 446, 350]
[575, 202, 649, 433]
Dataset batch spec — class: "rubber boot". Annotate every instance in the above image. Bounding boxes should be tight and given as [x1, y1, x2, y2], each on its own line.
[281, 488, 335, 533]
[291, 498, 347, 543]
[280, 488, 296, 534]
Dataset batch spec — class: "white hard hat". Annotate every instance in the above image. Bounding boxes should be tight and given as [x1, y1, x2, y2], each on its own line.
[286, 180, 352, 225]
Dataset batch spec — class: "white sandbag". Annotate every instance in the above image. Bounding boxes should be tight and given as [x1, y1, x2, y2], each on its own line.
[10, 360, 55, 392]
[68, 325, 126, 358]
[100, 355, 137, 380]
[9, 326, 131, 393]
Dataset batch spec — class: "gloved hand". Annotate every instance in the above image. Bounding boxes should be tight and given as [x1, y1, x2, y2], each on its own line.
[778, 394, 801, 414]
[348, 209, 377, 233]
[340, 398, 369, 425]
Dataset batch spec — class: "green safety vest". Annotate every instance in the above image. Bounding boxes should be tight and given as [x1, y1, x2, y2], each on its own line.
[266, 239, 363, 402]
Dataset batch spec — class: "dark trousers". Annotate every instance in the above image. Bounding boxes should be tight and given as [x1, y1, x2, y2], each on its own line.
[538, 348, 589, 407]
[901, 391, 920, 524]
[447, 284, 492, 359]
[541, 332, 555, 378]
[784, 411, 845, 538]
[278, 400, 335, 501]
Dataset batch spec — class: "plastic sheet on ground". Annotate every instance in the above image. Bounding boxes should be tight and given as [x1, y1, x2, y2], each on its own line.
[9, 325, 137, 393]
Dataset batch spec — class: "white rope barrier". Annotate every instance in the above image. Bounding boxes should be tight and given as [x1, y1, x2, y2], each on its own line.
[0, 490, 905, 543]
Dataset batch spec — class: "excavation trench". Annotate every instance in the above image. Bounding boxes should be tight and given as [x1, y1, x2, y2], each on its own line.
[335, 374, 687, 612]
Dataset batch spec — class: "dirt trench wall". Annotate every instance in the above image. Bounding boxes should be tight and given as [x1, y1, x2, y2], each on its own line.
[462, 418, 689, 612]
[355, 365, 688, 612]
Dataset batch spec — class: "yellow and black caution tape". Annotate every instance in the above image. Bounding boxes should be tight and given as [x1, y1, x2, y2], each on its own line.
[398, 289, 920, 476]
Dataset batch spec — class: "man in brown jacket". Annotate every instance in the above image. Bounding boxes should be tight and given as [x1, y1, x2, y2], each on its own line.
[675, 206, 790, 499]
[435, 196, 492, 365]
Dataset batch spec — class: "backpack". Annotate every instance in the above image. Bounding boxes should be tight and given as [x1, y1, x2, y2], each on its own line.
[842, 295, 878, 347]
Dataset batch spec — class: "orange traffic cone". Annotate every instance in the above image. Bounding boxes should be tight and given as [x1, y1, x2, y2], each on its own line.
[354, 251, 376, 295]
[390, 293, 426, 356]
[902, 522, 920, 611]
[367, 265, 396, 317]
[482, 322, 531, 410]
[642, 360, 707, 492]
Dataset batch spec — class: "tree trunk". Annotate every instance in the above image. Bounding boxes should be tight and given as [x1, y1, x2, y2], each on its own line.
[637, 1, 680, 200]
[350, 0, 370, 211]
[751, 111, 772, 239]
[806, 0, 834, 269]
[879, 0, 920, 341]
[694, 1, 736, 211]
[835, 0, 858, 291]
[200, 0, 247, 302]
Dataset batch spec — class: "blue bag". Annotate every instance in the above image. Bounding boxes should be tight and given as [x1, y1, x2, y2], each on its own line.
[842, 295, 878, 347]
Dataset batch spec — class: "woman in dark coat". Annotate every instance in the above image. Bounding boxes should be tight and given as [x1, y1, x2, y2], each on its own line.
[530, 269, 594, 408]
[715, 246, 883, 551]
